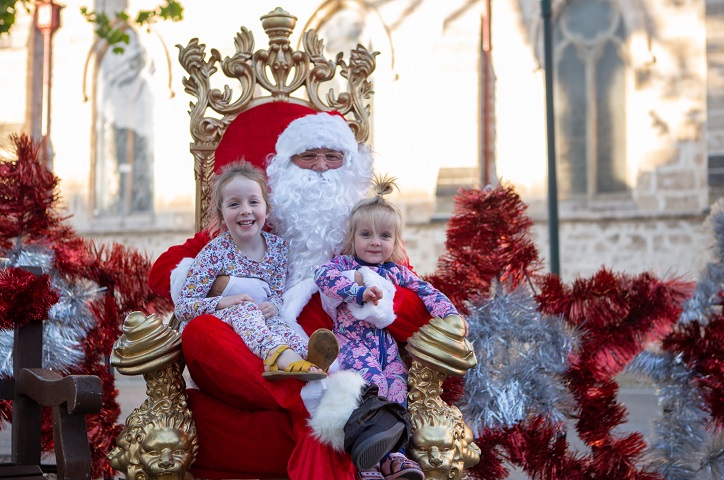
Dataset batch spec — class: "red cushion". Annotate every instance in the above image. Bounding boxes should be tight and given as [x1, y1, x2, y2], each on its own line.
[182, 315, 355, 480]
[188, 388, 294, 479]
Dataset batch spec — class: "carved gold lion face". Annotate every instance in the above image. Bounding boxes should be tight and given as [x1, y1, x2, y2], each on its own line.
[409, 424, 458, 479]
[138, 427, 193, 480]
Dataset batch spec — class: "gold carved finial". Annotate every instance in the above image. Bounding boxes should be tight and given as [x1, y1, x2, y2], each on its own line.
[108, 312, 197, 480]
[406, 315, 478, 377]
[111, 311, 182, 375]
[260, 7, 297, 44]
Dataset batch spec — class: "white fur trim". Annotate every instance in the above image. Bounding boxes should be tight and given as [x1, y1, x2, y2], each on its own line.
[280, 279, 318, 340]
[306, 370, 366, 451]
[170, 257, 194, 305]
[347, 267, 397, 329]
[275, 113, 359, 160]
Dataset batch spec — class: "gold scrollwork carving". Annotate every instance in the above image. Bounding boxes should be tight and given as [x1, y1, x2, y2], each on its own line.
[176, 7, 378, 230]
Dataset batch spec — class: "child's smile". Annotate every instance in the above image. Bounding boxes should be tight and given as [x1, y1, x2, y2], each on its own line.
[221, 177, 269, 246]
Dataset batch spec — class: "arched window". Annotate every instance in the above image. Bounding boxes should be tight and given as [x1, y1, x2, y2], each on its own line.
[554, 0, 628, 197]
[93, 27, 154, 216]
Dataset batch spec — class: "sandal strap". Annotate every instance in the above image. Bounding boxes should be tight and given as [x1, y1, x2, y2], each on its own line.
[264, 345, 290, 369]
[380, 452, 423, 476]
[284, 359, 318, 373]
[356, 471, 384, 480]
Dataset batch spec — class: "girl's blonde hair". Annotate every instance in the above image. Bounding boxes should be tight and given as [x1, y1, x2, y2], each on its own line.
[342, 174, 406, 264]
[205, 160, 270, 237]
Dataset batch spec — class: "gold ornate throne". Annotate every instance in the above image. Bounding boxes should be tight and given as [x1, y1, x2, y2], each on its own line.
[109, 7, 480, 480]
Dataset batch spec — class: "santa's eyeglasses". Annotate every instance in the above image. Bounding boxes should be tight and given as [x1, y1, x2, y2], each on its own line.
[293, 151, 344, 164]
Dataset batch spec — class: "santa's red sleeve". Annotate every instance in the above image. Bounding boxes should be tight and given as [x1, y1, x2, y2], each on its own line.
[148, 230, 211, 300]
[297, 287, 432, 342]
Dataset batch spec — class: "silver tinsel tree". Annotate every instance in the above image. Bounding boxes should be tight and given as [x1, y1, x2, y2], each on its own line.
[460, 280, 574, 435]
[624, 198, 724, 479]
[0, 241, 102, 376]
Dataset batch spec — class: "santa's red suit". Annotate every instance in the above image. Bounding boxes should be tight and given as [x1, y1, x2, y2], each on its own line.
[148, 103, 432, 479]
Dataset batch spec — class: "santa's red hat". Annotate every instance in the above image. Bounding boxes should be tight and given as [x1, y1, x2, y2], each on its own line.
[214, 103, 354, 173]
[274, 110, 359, 163]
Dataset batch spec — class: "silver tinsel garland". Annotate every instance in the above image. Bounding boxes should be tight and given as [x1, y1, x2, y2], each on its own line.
[459, 280, 575, 435]
[0, 240, 101, 376]
[623, 198, 724, 479]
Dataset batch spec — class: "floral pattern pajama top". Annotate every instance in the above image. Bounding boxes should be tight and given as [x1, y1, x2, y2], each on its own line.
[175, 231, 308, 360]
[314, 255, 458, 404]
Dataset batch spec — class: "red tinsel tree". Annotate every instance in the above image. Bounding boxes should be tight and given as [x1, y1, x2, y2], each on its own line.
[429, 184, 692, 479]
[536, 270, 690, 479]
[0, 134, 173, 479]
[425, 183, 541, 316]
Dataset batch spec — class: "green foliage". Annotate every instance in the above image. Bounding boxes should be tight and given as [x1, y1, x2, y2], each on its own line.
[81, 0, 184, 54]
[0, 0, 29, 36]
[1, 1, 183, 54]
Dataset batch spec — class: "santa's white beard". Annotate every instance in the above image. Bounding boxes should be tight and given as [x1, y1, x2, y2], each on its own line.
[268, 160, 372, 289]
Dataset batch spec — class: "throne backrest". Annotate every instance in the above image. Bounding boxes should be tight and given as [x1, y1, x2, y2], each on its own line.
[177, 6, 378, 231]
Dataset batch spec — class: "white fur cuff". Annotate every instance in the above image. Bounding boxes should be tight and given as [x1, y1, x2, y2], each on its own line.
[305, 370, 366, 451]
[170, 257, 194, 305]
[347, 267, 397, 329]
[280, 279, 318, 340]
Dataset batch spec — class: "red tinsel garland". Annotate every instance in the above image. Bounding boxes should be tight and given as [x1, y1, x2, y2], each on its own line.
[0, 267, 59, 329]
[663, 314, 724, 428]
[533, 269, 689, 479]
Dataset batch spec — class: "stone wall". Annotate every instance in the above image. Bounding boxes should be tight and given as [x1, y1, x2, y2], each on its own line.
[708, 0, 724, 203]
[405, 211, 712, 283]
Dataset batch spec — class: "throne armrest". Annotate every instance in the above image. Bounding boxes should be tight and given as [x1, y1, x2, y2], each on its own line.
[14, 368, 103, 480]
[16, 369, 102, 414]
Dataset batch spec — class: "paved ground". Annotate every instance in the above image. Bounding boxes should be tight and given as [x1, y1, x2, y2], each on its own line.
[0, 376, 662, 479]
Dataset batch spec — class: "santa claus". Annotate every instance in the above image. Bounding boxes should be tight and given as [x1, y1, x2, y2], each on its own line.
[148, 103, 433, 480]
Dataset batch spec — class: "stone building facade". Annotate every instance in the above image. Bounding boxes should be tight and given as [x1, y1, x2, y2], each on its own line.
[0, 0, 718, 283]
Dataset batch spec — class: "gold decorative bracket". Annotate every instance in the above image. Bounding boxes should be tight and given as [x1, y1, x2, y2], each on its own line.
[108, 312, 198, 480]
[406, 315, 481, 479]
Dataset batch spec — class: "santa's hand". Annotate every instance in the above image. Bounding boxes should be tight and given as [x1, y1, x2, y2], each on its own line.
[258, 301, 278, 319]
[362, 286, 383, 306]
[208, 275, 230, 297]
[216, 294, 254, 310]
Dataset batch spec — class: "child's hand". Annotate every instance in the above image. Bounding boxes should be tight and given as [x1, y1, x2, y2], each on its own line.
[216, 294, 254, 310]
[258, 301, 278, 319]
[362, 286, 383, 306]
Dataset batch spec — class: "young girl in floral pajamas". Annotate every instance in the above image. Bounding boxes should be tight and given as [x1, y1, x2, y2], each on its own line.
[315, 176, 457, 480]
[175, 160, 337, 381]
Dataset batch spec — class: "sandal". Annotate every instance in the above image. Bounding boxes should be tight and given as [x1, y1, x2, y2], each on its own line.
[356, 469, 384, 480]
[305, 328, 339, 372]
[379, 452, 424, 480]
[261, 345, 327, 381]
